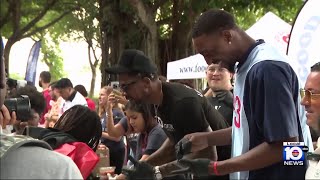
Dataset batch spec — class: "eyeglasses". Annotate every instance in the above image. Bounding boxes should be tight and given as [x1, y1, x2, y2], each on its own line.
[120, 80, 139, 92]
[300, 89, 320, 102]
[207, 67, 228, 74]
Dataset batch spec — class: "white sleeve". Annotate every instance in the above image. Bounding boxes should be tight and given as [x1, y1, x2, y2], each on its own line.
[1, 146, 83, 179]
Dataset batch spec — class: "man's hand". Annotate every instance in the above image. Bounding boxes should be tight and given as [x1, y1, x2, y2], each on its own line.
[1, 105, 28, 134]
[114, 94, 128, 106]
[204, 88, 213, 97]
[175, 138, 192, 160]
[0, 105, 17, 129]
[1, 105, 11, 129]
[122, 155, 155, 180]
[215, 90, 233, 108]
[13, 120, 28, 135]
[175, 132, 209, 159]
[171, 158, 213, 177]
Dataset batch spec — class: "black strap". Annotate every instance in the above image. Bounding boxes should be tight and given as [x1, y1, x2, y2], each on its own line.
[1, 135, 52, 159]
[24, 127, 77, 149]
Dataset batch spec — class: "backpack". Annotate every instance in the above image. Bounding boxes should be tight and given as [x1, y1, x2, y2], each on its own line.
[0, 133, 52, 159]
[25, 127, 99, 179]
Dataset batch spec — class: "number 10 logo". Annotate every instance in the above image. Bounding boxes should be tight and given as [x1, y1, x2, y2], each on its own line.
[284, 146, 303, 160]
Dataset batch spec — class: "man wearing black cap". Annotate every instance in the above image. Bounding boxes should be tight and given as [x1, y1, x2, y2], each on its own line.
[106, 49, 228, 179]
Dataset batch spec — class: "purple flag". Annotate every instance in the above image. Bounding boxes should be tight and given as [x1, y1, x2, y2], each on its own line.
[25, 41, 41, 85]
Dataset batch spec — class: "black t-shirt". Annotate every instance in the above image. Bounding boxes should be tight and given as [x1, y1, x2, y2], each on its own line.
[207, 90, 233, 126]
[158, 82, 228, 144]
[207, 91, 233, 165]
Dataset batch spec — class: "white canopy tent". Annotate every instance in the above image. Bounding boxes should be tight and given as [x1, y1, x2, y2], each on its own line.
[166, 9, 319, 82]
[246, 12, 292, 55]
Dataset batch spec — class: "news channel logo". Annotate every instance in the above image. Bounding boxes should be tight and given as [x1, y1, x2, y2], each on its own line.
[283, 142, 309, 166]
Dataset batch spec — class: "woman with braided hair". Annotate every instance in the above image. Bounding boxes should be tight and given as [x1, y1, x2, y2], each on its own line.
[54, 105, 102, 151]
[47, 105, 103, 178]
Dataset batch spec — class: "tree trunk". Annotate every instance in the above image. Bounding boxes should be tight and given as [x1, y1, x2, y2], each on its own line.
[172, 23, 193, 60]
[128, 0, 160, 73]
[87, 44, 94, 98]
[99, 0, 109, 87]
[158, 1, 200, 76]
[89, 68, 96, 98]
[99, 28, 108, 87]
[171, 2, 196, 61]
[3, 38, 15, 74]
[145, 26, 159, 72]
[99, 0, 128, 86]
[110, 28, 122, 67]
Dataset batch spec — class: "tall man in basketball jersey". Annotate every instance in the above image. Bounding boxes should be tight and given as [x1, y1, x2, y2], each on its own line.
[174, 9, 313, 180]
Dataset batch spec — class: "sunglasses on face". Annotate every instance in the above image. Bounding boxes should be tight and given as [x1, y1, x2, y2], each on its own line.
[120, 80, 139, 92]
[300, 89, 320, 102]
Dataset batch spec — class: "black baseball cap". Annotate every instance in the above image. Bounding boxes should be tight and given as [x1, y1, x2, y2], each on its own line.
[105, 49, 157, 74]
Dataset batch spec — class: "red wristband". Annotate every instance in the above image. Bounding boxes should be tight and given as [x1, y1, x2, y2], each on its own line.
[213, 161, 220, 175]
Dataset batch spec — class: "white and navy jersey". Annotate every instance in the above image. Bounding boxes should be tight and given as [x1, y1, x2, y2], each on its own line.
[231, 40, 311, 180]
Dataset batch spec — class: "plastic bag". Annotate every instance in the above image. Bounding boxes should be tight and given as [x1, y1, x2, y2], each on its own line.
[55, 142, 99, 179]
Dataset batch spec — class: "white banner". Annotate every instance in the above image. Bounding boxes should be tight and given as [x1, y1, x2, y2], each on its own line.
[166, 54, 207, 80]
[287, 0, 320, 84]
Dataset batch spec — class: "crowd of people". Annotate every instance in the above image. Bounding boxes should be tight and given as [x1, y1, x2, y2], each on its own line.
[1, 8, 320, 180]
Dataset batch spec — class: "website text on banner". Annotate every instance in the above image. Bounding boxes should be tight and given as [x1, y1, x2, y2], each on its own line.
[287, 0, 320, 84]
[167, 54, 208, 80]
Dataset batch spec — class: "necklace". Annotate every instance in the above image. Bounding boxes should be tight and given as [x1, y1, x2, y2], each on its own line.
[154, 104, 163, 128]
[153, 104, 159, 118]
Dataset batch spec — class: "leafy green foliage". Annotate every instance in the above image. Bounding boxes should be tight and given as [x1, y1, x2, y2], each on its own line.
[8, 73, 24, 80]
[205, 0, 303, 29]
[40, 37, 66, 82]
[1, 0, 80, 76]
[1, 0, 304, 88]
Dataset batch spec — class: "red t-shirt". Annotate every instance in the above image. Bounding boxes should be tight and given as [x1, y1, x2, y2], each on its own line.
[40, 89, 52, 124]
[86, 97, 96, 111]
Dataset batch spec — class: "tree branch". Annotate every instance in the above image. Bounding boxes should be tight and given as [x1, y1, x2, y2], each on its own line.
[128, 0, 150, 26]
[127, 0, 157, 35]
[87, 34, 100, 68]
[156, 17, 171, 26]
[0, 0, 12, 29]
[43, 54, 52, 66]
[88, 44, 94, 69]
[91, 45, 100, 67]
[11, 0, 22, 38]
[19, 0, 58, 35]
[83, 32, 97, 68]
[152, 0, 167, 12]
[21, 8, 76, 39]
